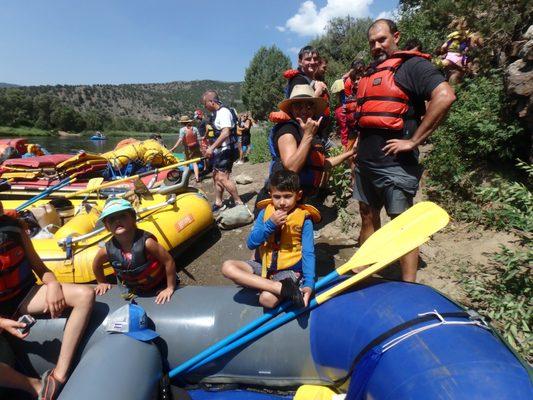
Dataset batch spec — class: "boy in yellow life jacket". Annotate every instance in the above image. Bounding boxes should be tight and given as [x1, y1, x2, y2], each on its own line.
[222, 170, 320, 308]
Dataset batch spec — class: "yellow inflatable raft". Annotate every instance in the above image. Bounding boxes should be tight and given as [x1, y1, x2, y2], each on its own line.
[27, 191, 213, 283]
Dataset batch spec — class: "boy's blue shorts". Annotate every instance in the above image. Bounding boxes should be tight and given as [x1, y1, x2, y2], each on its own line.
[246, 260, 302, 286]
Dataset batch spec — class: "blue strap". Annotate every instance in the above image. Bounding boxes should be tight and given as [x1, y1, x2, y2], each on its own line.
[65, 236, 73, 259]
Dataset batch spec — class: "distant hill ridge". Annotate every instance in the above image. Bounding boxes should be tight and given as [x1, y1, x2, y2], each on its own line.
[2, 80, 242, 121]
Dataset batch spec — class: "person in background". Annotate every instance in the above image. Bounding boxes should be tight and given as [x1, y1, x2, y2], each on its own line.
[202, 90, 243, 211]
[170, 115, 202, 183]
[236, 113, 252, 165]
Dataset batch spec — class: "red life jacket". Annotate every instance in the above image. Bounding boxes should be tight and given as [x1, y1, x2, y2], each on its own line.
[183, 127, 199, 149]
[355, 50, 431, 131]
[105, 229, 164, 291]
[0, 216, 35, 302]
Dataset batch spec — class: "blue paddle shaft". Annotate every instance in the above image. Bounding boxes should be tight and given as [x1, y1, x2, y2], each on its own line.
[16, 177, 73, 212]
[167, 269, 341, 378]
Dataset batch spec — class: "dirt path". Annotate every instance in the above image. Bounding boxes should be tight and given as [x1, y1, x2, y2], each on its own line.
[177, 155, 520, 305]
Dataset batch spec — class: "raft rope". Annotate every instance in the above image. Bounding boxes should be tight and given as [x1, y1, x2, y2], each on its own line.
[334, 309, 491, 387]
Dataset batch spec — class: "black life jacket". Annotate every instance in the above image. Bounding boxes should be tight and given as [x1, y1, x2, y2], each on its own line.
[268, 120, 326, 196]
[0, 216, 35, 301]
[105, 229, 164, 291]
[208, 105, 238, 148]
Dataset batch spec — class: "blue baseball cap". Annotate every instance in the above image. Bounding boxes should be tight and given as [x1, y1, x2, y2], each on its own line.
[105, 304, 159, 342]
[99, 198, 135, 222]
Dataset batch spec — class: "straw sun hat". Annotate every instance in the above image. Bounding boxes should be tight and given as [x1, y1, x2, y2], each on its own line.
[178, 115, 194, 124]
[278, 84, 328, 117]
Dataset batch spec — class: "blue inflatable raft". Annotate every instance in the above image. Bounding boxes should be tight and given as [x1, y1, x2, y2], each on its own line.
[13, 279, 532, 399]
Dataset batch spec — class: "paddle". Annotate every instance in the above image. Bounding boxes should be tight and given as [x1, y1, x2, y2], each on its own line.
[184, 202, 450, 373]
[65, 157, 203, 198]
[168, 201, 449, 378]
[15, 176, 79, 212]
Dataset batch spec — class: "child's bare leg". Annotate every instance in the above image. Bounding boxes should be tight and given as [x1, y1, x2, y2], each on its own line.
[192, 162, 200, 182]
[0, 363, 41, 396]
[20, 284, 94, 381]
[221, 260, 282, 295]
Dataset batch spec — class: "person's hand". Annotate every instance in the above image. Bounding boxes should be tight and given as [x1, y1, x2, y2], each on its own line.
[0, 318, 29, 339]
[94, 283, 111, 296]
[382, 139, 416, 156]
[205, 146, 214, 158]
[155, 287, 175, 304]
[44, 281, 66, 319]
[297, 116, 322, 139]
[301, 287, 313, 307]
[269, 210, 287, 227]
[314, 81, 328, 96]
[345, 147, 356, 159]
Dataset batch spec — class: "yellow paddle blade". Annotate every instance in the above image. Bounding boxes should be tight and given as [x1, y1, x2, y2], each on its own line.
[336, 201, 450, 275]
[86, 177, 104, 191]
[294, 385, 337, 400]
[317, 202, 450, 304]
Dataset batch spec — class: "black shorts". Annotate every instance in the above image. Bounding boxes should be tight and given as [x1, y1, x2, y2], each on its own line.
[241, 133, 251, 147]
[212, 147, 237, 173]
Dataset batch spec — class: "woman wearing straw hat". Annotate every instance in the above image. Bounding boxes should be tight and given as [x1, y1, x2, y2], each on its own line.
[170, 115, 202, 183]
[254, 84, 355, 214]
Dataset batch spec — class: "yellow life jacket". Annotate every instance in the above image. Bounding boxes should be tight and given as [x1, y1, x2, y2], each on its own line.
[256, 199, 321, 278]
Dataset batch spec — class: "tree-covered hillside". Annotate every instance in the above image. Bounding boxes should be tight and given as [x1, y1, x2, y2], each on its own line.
[0, 80, 242, 133]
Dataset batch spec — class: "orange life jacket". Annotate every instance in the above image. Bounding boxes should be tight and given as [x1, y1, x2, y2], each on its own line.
[0, 216, 35, 302]
[256, 200, 321, 278]
[183, 127, 199, 149]
[105, 229, 165, 291]
[355, 50, 431, 131]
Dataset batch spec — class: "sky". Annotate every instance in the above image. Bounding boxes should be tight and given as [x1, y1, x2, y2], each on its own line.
[0, 0, 398, 86]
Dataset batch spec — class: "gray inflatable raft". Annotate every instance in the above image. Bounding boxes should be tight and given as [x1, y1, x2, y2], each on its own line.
[13, 282, 532, 400]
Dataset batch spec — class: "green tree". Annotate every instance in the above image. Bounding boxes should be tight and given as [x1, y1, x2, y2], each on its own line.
[242, 46, 291, 120]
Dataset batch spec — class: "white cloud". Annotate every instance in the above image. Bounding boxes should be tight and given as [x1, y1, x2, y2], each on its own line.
[276, 26, 286, 32]
[288, 47, 301, 54]
[280, 0, 373, 37]
[376, 10, 396, 21]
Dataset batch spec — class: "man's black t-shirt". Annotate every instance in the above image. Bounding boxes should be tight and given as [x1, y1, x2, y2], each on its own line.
[358, 56, 445, 168]
[287, 72, 312, 97]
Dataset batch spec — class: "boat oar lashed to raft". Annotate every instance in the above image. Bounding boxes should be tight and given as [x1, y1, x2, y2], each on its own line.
[168, 201, 450, 378]
[65, 157, 203, 199]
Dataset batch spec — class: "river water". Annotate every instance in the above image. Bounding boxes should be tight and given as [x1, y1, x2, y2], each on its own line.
[0, 133, 179, 154]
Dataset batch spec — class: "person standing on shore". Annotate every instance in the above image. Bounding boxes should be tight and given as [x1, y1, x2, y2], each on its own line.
[202, 90, 243, 211]
[354, 19, 456, 282]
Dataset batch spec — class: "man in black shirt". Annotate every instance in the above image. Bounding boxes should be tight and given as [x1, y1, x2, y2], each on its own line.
[354, 19, 456, 282]
[287, 46, 328, 99]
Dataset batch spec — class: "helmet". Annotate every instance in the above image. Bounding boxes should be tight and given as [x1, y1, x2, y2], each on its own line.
[194, 109, 203, 119]
[99, 198, 135, 221]
[330, 79, 345, 94]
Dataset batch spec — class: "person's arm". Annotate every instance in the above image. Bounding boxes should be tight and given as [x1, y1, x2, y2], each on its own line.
[313, 81, 328, 97]
[277, 117, 322, 173]
[383, 82, 455, 155]
[92, 247, 111, 295]
[170, 130, 184, 152]
[145, 238, 176, 304]
[325, 146, 356, 170]
[300, 218, 315, 306]
[20, 226, 65, 318]
[247, 210, 277, 250]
